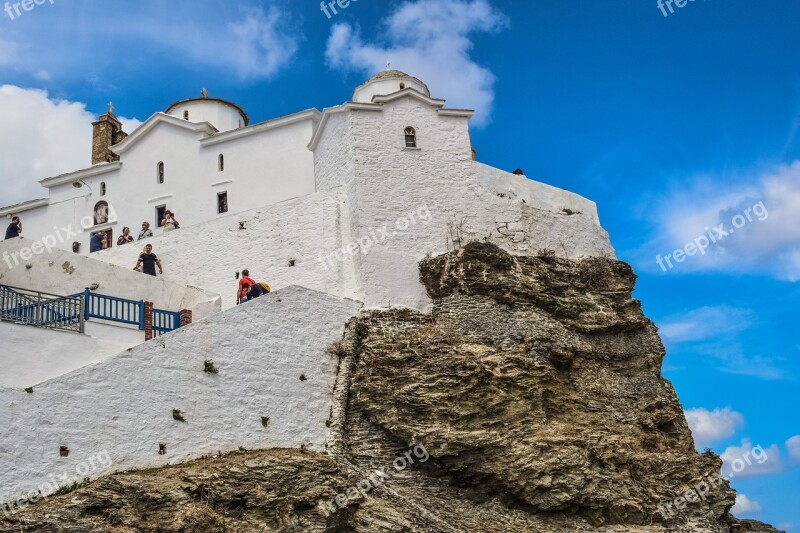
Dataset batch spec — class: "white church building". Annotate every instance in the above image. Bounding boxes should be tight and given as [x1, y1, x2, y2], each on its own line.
[0, 72, 616, 508]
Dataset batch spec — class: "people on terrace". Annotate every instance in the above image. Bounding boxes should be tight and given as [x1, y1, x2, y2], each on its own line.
[138, 222, 152, 240]
[117, 227, 134, 245]
[161, 211, 179, 232]
[4, 216, 21, 240]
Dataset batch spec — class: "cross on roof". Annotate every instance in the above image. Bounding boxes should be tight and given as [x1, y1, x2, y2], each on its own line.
[107, 101, 114, 114]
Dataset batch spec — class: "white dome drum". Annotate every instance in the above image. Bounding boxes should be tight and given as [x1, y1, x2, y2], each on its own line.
[165, 96, 249, 132]
[352, 70, 431, 103]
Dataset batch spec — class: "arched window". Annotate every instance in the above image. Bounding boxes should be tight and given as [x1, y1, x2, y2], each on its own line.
[404, 127, 417, 148]
[94, 201, 109, 225]
[100, 182, 106, 196]
[183, 110, 189, 120]
[157, 162, 165, 184]
[218, 154, 224, 172]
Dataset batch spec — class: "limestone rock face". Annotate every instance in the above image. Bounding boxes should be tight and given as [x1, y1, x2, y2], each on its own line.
[1, 243, 782, 532]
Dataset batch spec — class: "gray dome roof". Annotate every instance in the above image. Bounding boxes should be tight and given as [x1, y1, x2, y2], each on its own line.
[362, 71, 430, 96]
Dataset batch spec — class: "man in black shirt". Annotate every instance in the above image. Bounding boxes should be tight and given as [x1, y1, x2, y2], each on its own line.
[4, 216, 21, 240]
[134, 244, 163, 276]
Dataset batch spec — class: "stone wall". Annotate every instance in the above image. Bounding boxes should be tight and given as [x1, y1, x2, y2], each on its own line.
[92, 189, 355, 309]
[0, 286, 361, 505]
[314, 111, 355, 191]
[336, 95, 615, 309]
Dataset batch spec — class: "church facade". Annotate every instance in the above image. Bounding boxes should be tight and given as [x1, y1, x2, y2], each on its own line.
[1, 71, 613, 310]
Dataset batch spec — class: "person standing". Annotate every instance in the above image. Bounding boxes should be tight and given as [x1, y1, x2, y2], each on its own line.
[117, 227, 134, 245]
[4, 216, 21, 240]
[138, 222, 153, 240]
[161, 211, 179, 232]
[237, 269, 256, 304]
[90, 232, 103, 253]
[134, 244, 163, 277]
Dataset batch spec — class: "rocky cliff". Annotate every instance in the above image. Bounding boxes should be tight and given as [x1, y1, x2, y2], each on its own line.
[0, 242, 782, 532]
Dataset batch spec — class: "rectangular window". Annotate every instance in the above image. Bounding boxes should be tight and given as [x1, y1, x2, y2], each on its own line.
[217, 192, 228, 214]
[156, 205, 166, 227]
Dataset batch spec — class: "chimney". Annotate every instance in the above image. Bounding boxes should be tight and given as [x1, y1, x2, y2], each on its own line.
[91, 107, 127, 165]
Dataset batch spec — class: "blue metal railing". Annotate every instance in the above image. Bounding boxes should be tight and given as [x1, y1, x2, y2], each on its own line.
[153, 309, 181, 337]
[0, 284, 183, 337]
[0, 285, 84, 333]
[83, 289, 145, 329]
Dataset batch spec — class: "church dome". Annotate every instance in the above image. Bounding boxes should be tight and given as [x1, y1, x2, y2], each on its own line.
[352, 70, 430, 103]
[165, 94, 249, 133]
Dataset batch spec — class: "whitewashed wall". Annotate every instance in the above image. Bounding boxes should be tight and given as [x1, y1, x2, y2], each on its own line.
[93, 189, 357, 309]
[0, 286, 361, 505]
[313, 111, 355, 191]
[315, 95, 616, 310]
[0, 321, 144, 389]
[3, 114, 316, 256]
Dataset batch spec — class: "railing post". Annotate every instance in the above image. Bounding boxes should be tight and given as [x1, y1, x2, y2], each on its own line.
[35, 291, 42, 326]
[143, 302, 153, 341]
[79, 295, 86, 334]
[179, 309, 192, 328]
[83, 288, 91, 321]
[138, 300, 145, 331]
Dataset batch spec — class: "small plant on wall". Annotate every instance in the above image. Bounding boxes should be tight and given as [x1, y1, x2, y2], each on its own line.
[172, 409, 186, 422]
[204, 360, 219, 374]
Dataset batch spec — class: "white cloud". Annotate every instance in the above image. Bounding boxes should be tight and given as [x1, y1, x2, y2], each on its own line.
[224, 6, 300, 79]
[731, 494, 763, 515]
[0, 2, 300, 82]
[658, 306, 752, 344]
[786, 435, 800, 463]
[0, 86, 141, 209]
[721, 440, 783, 479]
[32, 70, 50, 82]
[325, 0, 509, 126]
[634, 161, 800, 279]
[685, 407, 744, 449]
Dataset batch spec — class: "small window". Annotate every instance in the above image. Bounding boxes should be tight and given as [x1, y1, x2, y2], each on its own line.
[156, 205, 166, 227]
[404, 127, 417, 148]
[218, 154, 224, 172]
[183, 110, 189, 120]
[157, 162, 164, 184]
[217, 192, 228, 214]
[100, 182, 106, 196]
[94, 201, 109, 225]
[400, 82, 405, 89]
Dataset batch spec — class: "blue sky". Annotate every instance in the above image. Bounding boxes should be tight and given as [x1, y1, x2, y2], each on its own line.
[1, 0, 798, 529]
